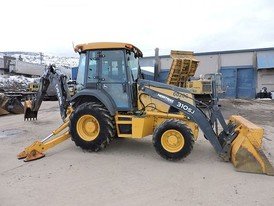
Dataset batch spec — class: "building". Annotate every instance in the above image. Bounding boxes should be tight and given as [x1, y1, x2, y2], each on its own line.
[140, 47, 274, 99]
[0, 56, 16, 75]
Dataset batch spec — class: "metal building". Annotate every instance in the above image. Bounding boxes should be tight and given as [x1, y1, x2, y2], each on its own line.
[140, 47, 274, 99]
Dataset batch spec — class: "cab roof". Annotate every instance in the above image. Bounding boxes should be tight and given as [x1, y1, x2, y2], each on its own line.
[74, 42, 143, 57]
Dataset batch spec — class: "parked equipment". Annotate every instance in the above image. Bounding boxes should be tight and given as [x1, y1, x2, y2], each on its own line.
[18, 42, 273, 175]
[28, 83, 40, 92]
[0, 92, 24, 115]
[0, 93, 10, 115]
[166, 51, 223, 105]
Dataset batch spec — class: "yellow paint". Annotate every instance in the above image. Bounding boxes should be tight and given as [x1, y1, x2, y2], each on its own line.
[230, 115, 274, 175]
[28, 83, 40, 92]
[186, 80, 212, 94]
[132, 116, 154, 138]
[77, 115, 100, 141]
[74, 42, 142, 57]
[115, 110, 199, 142]
[17, 131, 71, 161]
[137, 85, 194, 114]
[161, 129, 185, 153]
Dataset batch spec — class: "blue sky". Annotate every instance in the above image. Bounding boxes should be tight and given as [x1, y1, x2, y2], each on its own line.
[1, 0, 274, 56]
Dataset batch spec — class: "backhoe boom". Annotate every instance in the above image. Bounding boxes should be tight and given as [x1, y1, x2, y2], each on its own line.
[24, 65, 71, 121]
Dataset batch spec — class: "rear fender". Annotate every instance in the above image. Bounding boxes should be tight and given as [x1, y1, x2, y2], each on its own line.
[71, 90, 116, 116]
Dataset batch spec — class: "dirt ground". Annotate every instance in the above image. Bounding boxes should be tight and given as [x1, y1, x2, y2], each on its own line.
[0, 99, 274, 206]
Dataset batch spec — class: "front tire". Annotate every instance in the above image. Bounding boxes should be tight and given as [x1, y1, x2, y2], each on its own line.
[69, 102, 115, 151]
[153, 119, 194, 161]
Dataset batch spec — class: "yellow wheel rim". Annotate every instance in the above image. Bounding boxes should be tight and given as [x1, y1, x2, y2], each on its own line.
[77, 114, 100, 141]
[161, 129, 185, 153]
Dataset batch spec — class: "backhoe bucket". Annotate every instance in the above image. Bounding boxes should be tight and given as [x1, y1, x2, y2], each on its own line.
[229, 115, 274, 175]
[24, 100, 37, 120]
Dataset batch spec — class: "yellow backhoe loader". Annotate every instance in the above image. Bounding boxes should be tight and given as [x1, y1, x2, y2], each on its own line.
[18, 42, 273, 176]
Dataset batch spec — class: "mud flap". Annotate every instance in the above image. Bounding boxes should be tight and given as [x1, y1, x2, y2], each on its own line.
[229, 115, 274, 176]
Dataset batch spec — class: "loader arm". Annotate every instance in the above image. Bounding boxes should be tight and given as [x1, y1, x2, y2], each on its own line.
[24, 65, 72, 120]
[139, 81, 236, 160]
[139, 80, 274, 175]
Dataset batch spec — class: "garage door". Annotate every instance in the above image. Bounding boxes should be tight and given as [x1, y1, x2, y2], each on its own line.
[220, 67, 255, 99]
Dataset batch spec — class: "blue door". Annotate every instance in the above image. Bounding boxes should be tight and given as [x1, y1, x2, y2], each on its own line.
[237, 68, 255, 98]
[220, 67, 255, 99]
[220, 68, 237, 98]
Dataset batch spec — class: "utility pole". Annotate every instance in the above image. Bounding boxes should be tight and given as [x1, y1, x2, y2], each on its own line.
[40, 52, 44, 64]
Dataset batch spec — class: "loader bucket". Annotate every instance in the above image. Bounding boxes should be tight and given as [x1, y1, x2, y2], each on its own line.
[0, 107, 9, 115]
[229, 115, 274, 176]
[7, 98, 24, 114]
[0, 93, 9, 115]
[24, 100, 37, 120]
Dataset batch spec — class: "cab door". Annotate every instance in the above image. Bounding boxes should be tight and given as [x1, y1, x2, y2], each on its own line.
[86, 50, 132, 110]
[99, 50, 132, 110]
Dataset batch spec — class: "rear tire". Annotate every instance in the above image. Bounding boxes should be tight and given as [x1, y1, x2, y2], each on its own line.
[69, 102, 115, 151]
[153, 119, 194, 161]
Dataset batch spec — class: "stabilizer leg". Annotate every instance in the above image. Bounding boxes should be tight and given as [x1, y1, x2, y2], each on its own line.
[17, 121, 71, 162]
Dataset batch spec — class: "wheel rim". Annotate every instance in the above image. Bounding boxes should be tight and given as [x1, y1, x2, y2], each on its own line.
[161, 129, 185, 153]
[77, 114, 100, 141]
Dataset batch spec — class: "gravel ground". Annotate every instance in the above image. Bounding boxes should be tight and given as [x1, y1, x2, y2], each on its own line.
[0, 99, 273, 206]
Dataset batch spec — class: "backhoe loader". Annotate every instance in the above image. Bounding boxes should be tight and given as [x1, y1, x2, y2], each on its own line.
[18, 42, 274, 176]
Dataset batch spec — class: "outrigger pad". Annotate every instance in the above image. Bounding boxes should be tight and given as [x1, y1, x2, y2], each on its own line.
[17, 150, 27, 159]
[229, 115, 274, 176]
[17, 149, 45, 162]
[24, 150, 45, 162]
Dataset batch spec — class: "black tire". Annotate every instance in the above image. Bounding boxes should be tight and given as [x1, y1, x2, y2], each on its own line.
[153, 119, 194, 161]
[69, 102, 115, 151]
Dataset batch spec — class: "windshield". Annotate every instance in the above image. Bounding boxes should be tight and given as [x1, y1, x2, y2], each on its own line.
[76, 53, 86, 91]
[126, 51, 140, 81]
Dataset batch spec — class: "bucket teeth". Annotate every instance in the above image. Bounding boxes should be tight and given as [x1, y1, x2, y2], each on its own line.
[24, 100, 38, 120]
[24, 110, 38, 121]
[24, 117, 38, 121]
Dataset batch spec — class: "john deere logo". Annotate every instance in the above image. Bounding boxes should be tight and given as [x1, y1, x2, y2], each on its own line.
[157, 94, 174, 104]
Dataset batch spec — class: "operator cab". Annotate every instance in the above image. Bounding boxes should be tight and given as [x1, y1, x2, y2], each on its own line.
[74, 42, 143, 112]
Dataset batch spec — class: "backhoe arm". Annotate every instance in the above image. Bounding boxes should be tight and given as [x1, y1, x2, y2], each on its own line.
[24, 71, 50, 120]
[24, 65, 71, 121]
